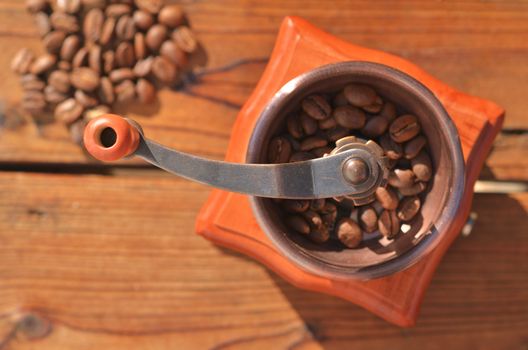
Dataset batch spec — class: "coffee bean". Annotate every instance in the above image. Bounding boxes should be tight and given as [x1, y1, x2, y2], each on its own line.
[74, 89, 98, 108]
[43, 31, 66, 55]
[54, 98, 83, 124]
[286, 115, 303, 139]
[333, 91, 348, 107]
[116, 15, 136, 41]
[102, 50, 115, 73]
[20, 74, 45, 91]
[299, 112, 317, 135]
[172, 26, 198, 54]
[30, 54, 57, 75]
[397, 196, 421, 222]
[83, 8, 104, 43]
[268, 136, 292, 163]
[379, 133, 402, 160]
[361, 115, 389, 138]
[301, 94, 331, 120]
[398, 181, 427, 196]
[152, 56, 177, 84]
[289, 152, 313, 162]
[159, 5, 185, 28]
[375, 186, 399, 210]
[136, 0, 163, 14]
[60, 35, 80, 61]
[333, 105, 365, 129]
[98, 76, 115, 104]
[133, 10, 154, 31]
[34, 12, 52, 37]
[22, 90, 46, 110]
[344, 83, 377, 107]
[58, 60, 72, 71]
[404, 135, 427, 159]
[363, 96, 383, 113]
[70, 67, 100, 91]
[311, 146, 331, 158]
[69, 118, 86, 144]
[84, 104, 110, 121]
[136, 78, 156, 103]
[160, 40, 188, 67]
[300, 136, 327, 151]
[115, 42, 135, 67]
[379, 101, 397, 121]
[134, 56, 154, 77]
[411, 151, 432, 181]
[378, 210, 400, 238]
[286, 215, 310, 235]
[57, 0, 81, 14]
[321, 210, 337, 231]
[309, 225, 330, 243]
[336, 218, 362, 248]
[11, 48, 35, 75]
[390, 114, 420, 142]
[318, 116, 337, 130]
[51, 12, 79, 33]
[106, 4, 132, 17]
[48, 70, 71, 93]
[100, 16, 116, 47]
[81, 0, 106, 10]
[114, 79, 136, 103]
[303, 210, 323, 228]
[26, 0, 49, 13]
[388, 169, 416, 188]
[146, 24, 167, 52]
[87, 45, 102, 73]
[325, 126, 349, 142]
[109, 68, 134, 83]
[285, 134, 301, 151]
[44, 85, 68, 104]
[283, 200, 310, 213]
[72, 47, 89, 68]
[359, 205, 378, 233]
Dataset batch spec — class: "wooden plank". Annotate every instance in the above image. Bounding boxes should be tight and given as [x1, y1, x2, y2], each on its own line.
[0, 171, 526, 349]
[1, 0, 528, 165]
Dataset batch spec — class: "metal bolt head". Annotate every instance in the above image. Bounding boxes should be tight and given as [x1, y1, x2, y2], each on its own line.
[343, 157, 369, 185]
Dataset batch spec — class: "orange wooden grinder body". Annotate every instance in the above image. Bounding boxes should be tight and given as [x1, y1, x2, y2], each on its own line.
[194, 17, 505, 327]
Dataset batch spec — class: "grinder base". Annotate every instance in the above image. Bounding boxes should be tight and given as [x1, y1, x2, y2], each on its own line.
[195, 16, 504, 327]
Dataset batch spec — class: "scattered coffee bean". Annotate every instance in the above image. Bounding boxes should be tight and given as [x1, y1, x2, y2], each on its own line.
[34, 12, 52, 37]
[268, 136, 292, 163]
[302, 95, 331, 120]
[378, 210, 400, 238]
[379, 133, 402, 160]
[152, 56, 177, 84]
[344, 83, 377, 107]
[172, 26, 197, 53]
[411, 151, 432, 181]
[11, 48, 35, 75]
[398, 181, 427, 196]
[51, 12, 79, 33]
[136, 0, 164, 14]
[48, 70, 71, 94]
[114, 79, 136, 103]
[70, 67, 100, 91]
[286, 215, 310, 235]
[397, 196, 421, 221]
[146, 24, 167, 52]
[299, 112, 318, 135]
[375, 186, 399, 210]
[361, 115, 388, 138]
[43, 31, 66, 55]
[319, 116, 337, 130]
[390, 114, 420, 142]
[300, 136, 327, 151]
[136, 78, 156, 104]
[26, 0, 49, 14]
[30, 54, 57, 75]
[159, 5, 185, 28]
[404, 135, 426, 159]
[379, 101, 396, 121]
[60, 35, 81, 61]
[333, 105, 365, 129]
[336, 218, 362, 248]
[133, 10, 154, 31]
[309, 225, 330, 243]
[359, 206, 378, 233]
[55, 98, 83, 124]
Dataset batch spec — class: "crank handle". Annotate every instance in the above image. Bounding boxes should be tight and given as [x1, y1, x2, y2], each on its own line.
[83, 114, 389, 201]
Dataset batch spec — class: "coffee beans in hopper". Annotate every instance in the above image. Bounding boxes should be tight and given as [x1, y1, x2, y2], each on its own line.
[267, 85, 433, 249]
[12, 0, 202, 144]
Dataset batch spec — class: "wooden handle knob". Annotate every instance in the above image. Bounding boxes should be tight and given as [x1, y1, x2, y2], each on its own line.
[83, 114, 140, 162]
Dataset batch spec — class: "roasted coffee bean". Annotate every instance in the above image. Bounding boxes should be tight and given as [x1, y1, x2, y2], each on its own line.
[74, 89, 98, 108]
[301, 94, 331, 120]
[411, 151, 432, 181]
[399, 181, 427, 196]
[83, 8, 104, 43]
[375, 186, 399, 210]
[286, 215, 310, 235]
[283, 200, 310, 213]
[54, 98, 83, 124]
[152, 56, 177, 84]
[22, 90, 46, 110]
[333, 91, 348, 107]
[344, 83, 377, 107]
[20, 74, 45, 91]
[98, 76, 115, 104]
[379, 101, 397, 121]
[133, 33, 147, 60]
[84, 104, 110, 121]
[299, 112, 317, 136]
[57, 0, 81, 14]
[72, 47, 89, 68]
[58, 60, 71, 71]
[379, 133, 402, 160]
[30, 54, 57, 75]
[172, 26, 198, 53]
[102, 50, 115, 73]
[325, 126, 349, 142]
[333, 105, 365, 129]
[136, 0, 163, 14]
[285, 134, 301, 151]
[100, 16, 116, 46]
[11, 48, 35, 75]
[115, 42, 135, 67]
[109, 68, 135, 83]
[361, 115, 389, 138]
[131, 57, 151, 77]
[378, 210, 400, 238]
[300, 136, 327, 151]
[116, 15, 136, 41]
[336, 218, 362, 248]
[309, 225, 330, 243]
[88, 45, 102, 73]
[321, 211, 337, 231]
[359, 206, 378, 233]
[43, 31, 66, 55]
[44, 85, 68, 104]
[390, 114, 420, 143]
[159, 5, 185, 28]
[34, 12, 52, 37]
[114, 79, 136, 103]
[50, 12, 79, 33]
[311, 146, 331, 158]
[145, 24, 167, 52]
[404, 135, 427, 159]
[310, 199, 325, 211]
[81, 0, 106, 10]
[160, 40, 188, 67]
[397, 196, 421, 222]
[268, 136, 292, 163]
[69, 118, 86, 144]
[388, 169, 415, 188]
[136, 78, 156, 103]
[286, 115, 303, 139]
[48, 70, 71, 93]
[106, 4, 131, 17]
[26, 0, 49, 13]
[70, 67, 100, 91]
[289, 152, 313, 162]
[60, 35, 80, 61]
[133, 10, 154, 31]
[318, 116, 337, 130]
[363, 96, 383, 113]
[303, 210, 323, 228]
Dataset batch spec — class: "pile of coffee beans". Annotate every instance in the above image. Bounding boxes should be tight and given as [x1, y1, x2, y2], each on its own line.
[11, 0, 200, 143]
[267, 84, 433, 248]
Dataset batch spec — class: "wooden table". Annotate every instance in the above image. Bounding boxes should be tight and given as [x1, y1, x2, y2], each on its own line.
[0, 1, 527, 349]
